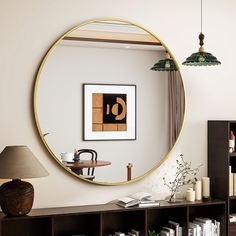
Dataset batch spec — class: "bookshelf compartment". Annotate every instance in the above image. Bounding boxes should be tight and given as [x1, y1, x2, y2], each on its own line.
[1, 217, 52, 236]
[102, 209, 145, 235]
[189, 203, 226, 236]
[229, 198, 236, 215]
[147, 206, 187, 234]
[53, 213, 100, 236]
[189, 203, 225, 222]
[230, 158, 236, 173]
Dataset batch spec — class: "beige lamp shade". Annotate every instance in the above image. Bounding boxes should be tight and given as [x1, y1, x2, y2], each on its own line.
[0, 145, 49, 179]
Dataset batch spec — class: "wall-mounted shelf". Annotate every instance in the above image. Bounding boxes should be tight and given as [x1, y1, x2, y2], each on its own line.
[0, 200, 226, 236]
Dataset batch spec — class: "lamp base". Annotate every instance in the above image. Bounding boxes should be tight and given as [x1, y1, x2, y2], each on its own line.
[0, 179, 34, 216]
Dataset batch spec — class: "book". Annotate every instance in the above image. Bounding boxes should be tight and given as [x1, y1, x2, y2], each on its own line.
[114, 232, 125, 236]
[193, 220, 207, 236]
[194, 217, 212, 236]
[168, 220, 179, 236]
[162, 227, 174, 236]
[229, 166, 233, 196]
[233, 173, 236, 196]
[138, 200, 160, 208]
[116, 192, 152, 208]
[189, 222, 201, 236]
[160, 229, 170, 236]
[188, 227, 195, 236]
[131, 229, 140, 236]
[178, 226, 182, 236]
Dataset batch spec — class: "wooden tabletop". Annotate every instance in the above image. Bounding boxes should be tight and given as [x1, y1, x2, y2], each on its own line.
[64, 160, 111, 170]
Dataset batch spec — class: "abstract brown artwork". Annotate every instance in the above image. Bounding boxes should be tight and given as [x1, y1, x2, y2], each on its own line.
[83, 84, 136, 140]
[92, 93, 127, 132]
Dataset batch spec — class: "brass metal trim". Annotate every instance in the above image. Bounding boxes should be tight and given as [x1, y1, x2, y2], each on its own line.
[33, 18, 186, 186]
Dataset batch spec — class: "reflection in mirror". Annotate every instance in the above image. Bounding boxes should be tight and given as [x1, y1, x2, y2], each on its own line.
[34, 19, 185, 185]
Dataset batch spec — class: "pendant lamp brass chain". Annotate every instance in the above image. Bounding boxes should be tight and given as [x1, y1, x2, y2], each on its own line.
[201, 0, 203, 33]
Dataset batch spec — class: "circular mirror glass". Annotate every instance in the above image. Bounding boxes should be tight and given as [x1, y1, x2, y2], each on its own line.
[34, 19, 185, 185]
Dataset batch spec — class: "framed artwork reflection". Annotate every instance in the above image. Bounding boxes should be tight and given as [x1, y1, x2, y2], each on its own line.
[83, 84, 136, 141]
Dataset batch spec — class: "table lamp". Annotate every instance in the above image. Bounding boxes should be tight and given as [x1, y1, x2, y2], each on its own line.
[0, 146, 49, 216]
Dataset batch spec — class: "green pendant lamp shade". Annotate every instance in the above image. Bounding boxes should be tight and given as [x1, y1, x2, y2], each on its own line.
[151, 51, 178, 71]
[182, 0, 221, 66]
[182, 33, 221, 66]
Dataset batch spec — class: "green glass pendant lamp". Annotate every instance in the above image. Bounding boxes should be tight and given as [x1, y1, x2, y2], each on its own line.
[151, 51, 178, 71]
[182, 0, 221, 66]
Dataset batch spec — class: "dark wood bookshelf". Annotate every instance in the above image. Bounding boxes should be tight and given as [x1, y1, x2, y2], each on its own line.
[0, 200, 226, 236]
[208, 120, 236, 236]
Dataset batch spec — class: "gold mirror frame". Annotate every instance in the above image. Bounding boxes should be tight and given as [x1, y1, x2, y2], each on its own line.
[33, 18, 186, 186]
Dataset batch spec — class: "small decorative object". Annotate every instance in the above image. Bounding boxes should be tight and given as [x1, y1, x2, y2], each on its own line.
[182, 0, 221, 66]
[186, 188, 196, 202]
[202, 176, 211, 201]
[150, 51, 177, 71]
[127, 163, 133, 181]
[83, 84, 136, 141]
[0, 146, 49, 216]
[163, 154, 202, 203]
[194, 180, 202, 200]
[229, 131, 235, 153]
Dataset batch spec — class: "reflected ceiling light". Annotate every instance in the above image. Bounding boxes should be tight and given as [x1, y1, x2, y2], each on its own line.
[150, 51, 177, 71]
[182, 0, 221, 66]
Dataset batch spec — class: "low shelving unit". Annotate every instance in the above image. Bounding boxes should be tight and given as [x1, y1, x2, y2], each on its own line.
[0, 200, 226, 236]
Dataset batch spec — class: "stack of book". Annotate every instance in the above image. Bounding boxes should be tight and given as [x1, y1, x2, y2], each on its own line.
[116, 192, 160, 208]
[105, 229, 140, 236]
[188, 217, 220, 236]
[159, 220, 182, 236]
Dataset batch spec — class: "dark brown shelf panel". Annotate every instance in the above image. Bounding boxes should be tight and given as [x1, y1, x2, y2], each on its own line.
[208, 120, 236, 236]
[229, 222, 236, 225]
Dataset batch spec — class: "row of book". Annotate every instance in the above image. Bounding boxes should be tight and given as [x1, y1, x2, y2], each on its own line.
[229, 166, 236, 196]
[104, 229, 140, 236]
[158, 217, 220, 236]
[188, 217, 220, 236]
[159, 220, 182, 236]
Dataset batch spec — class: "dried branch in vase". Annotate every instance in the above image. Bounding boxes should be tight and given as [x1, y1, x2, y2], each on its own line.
[163, 154, 202, 203]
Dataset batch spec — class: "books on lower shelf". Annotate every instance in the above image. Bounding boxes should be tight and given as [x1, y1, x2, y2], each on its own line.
[105, 229, 140, 236]
[116, 192, 160, 208]
[159, 220, 182, 236]
[189, 217, 220, 236]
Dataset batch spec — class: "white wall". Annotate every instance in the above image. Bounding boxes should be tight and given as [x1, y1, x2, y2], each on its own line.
[0, 0, 236, 208]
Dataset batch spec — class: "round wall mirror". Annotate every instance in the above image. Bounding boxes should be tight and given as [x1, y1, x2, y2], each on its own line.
[34, 19, 185, 185]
